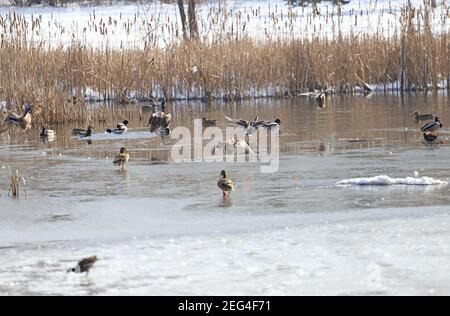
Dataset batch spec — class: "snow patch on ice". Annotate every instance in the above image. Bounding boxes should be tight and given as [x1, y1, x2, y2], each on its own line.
[337, 175, 448, 186]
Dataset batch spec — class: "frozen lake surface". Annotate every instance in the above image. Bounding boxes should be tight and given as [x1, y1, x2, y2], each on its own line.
[1, 93, 450, 295]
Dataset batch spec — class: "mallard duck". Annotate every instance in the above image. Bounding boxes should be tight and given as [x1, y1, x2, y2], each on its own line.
[73, 125, 94, 138]
[1, 104, 34, 133]
[421, 117, 442, 135]
[316, 92, 327, 108]
[40, 126, 55, 138]
[149, 112, 171, 133]
[67, 256, 98, 274]
[262, 119, 281, 128]
[113, 147, 129, 170]
[202, 117, 218, 127]
[106, 120, 129, 134]
[218, 170, 235, 199]
[413, 111, 435, 121]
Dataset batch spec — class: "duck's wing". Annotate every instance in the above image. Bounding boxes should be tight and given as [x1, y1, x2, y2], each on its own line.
[162, 114, 172, 127]
[149, 113, 163, 132]
[113, 153, 128, 165]
[263, 121, 279, 128]
[237, 140, 255, 155]
[421, 121, 438, 132]
[78, 256, 97, 271]
[218, 177, 235, 191]
[225, 115, 248, 128]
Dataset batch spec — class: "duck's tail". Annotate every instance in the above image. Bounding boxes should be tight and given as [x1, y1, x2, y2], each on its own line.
[106, 129, 112, 133]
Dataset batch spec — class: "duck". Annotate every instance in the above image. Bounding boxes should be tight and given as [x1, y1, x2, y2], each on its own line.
[421, 117, 442, 136]
[262, 119, 281, 128]
[73, 125, 94, 138]
[113, 147, 130, 170]
[149, 112, 171, 133]
[225, 116, 264, 135]
[1, 104, 34, 133]
[67, 256, 98, 275]
[315, 91, 327, 108]
[106, 120, 129, 134]
[202, 117, 218, 128]
[213, 137, 255, 156]
[217, 170, 235, 199]
[298, 90, 331, 108]
[40, 125, 55, 138]
[413, 111, 435, 121]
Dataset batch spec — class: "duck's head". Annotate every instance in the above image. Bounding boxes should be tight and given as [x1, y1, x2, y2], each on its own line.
[220, 170, 227, 178]
[123, 120, 129, 126]
[275, 119, 281, 125]
[120, 147, 128, 154]
[413, 111, 419, 118]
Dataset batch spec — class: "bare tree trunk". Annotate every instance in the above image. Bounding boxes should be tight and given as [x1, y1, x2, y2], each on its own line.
[188, 0, 199, 40]
[177, 0, 188, 40]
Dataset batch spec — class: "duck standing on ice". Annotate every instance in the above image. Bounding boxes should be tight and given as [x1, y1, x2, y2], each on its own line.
[421, 116, 442, 137]
[218, 170, 235, 199]
[113, 147, 130, 170]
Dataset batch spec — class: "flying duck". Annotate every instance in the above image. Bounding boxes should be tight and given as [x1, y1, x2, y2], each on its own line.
[149, 112, 171, 133]
[225, 116, 264, 135]
[113, 147, 130, 170]
[68, 256, 98, 275]
[1, 104, 35, 133]
[106, 120, 129, 134]
[217, 170, 235, 199]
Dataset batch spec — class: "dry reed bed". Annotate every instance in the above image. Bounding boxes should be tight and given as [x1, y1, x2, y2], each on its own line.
[0, 1, 448, 124]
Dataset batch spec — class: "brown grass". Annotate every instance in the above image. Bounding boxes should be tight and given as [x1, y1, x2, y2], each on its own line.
[0, 2, 448, 124]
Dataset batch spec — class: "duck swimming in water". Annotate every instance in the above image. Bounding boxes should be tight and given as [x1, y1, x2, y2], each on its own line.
[106, 120, 129, 134]
[40, 125, 55, 138]
[413, 112, 435, 122]
[113, 147, 129, 170]
[217, 170, 235, 199]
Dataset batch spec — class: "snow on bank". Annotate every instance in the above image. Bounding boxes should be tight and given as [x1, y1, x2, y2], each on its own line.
[338, 175, 448, 186]
[0, 0, 448, 48]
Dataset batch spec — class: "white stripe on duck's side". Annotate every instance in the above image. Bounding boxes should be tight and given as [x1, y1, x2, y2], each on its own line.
[40, 126, 56, 138]
[421, 117, 443, 133]
[106, 120, 129, 134]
